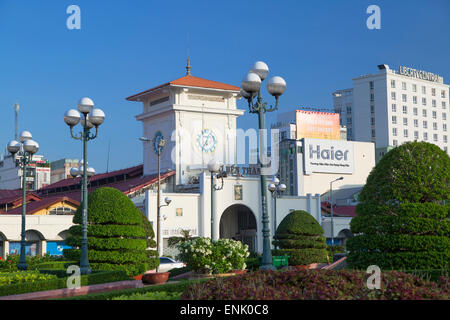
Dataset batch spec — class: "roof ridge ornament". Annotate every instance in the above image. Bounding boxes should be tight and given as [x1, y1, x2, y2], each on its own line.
[186, 58, 191, 75]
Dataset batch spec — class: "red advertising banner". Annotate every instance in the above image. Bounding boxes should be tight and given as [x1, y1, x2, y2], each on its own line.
[296, 110, 340, 140]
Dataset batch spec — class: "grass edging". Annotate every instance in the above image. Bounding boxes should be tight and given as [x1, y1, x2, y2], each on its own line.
[0, 270, 129, 297]
[56, 278, 208, 300]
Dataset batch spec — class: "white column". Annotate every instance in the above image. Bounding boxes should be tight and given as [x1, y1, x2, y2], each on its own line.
[315, 193, 322, 225]
[40, 240, 47, 256]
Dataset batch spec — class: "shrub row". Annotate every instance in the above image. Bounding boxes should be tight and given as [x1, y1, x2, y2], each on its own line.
[346, 251, 450, 270]
[68, 225, 146, 238]
[350, 215, 450, 235]
[272, 248, 328, 266]
[181, 268, 449, 300]
[66, 236, 147, 251]
[0, 270, 129, 297]
[355, 202, 450, 219]
[347, 234, 450, 253]
[273, 238, 327, 250]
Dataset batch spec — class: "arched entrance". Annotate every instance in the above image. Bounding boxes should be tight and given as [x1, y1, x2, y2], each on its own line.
[219, 204, 257, 252]
[9, 230, 44, 256]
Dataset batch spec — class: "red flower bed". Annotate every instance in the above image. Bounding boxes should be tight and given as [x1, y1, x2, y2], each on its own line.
[181, 268, 449, 300]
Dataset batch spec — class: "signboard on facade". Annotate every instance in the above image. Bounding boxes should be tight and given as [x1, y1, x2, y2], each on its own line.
[398, 66, 443, 84]
[296, 111, 340, 140]
[303, 138, 354, 174]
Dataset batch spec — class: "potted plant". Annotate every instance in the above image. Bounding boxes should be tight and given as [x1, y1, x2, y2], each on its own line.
[142, 270, 169, 285]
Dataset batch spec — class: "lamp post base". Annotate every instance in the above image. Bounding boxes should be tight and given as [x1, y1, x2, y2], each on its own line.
[80, 266, 91, 275]
[17, 263, 28, 271]
[260, 264, 276, 271]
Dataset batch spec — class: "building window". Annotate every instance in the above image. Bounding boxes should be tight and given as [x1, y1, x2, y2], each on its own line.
[402, 105, 407, 114]
[392, 116, 397, 124]
[442, 90, 446, 98]
[414, 119, 418, 127]
[423, 121, 428, 129]
[371, 129, 376, 138]
[444, 135, 448, 144]
[346, 106, 352, 113]
[432, 111, 437, 119]
[391, 92, 396, 100]
[413, 96, 417, 104]
[403, 118, 408, 126]
[391, 80, 396, 88]
[392, 104, 397, 112]
[432, 99, 436, 107]
[414, 131, 419, 140]
[432, 88, 436, 96]
[433, 122, 438, 130]
[423, 132, 428, 140]
[403, 129, 408, 138]
[393, 139, 398, 146]
[422, 86, 426, 94]
[422, 98, 427, 106]
[412, 84, 417, 92]
[443, 113, 447, 121]
[392, 128, 397, 136]
[371, 117, 375, 126]
[444, 123, 448, 132]
[370, 81, 374, 89]
[370, 105, 375, 113]
[443, 101, 447, 109]
[433, 134, 438, 142]
[370, 93, 374, 101]
[402, 94, 407, 102]
[402, 82, 407, 90]
[423, 109, 427, 117]
[347, 118, 352, 125]
[413, 107, 418, 116]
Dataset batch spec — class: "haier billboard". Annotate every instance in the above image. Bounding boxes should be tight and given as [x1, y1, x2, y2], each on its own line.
[303, 138, 354, 174]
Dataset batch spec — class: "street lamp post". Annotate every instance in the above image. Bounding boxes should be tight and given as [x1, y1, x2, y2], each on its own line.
[330, 177, 344, 246]
[268, 176, 286, 247]
[241, 61, 286, 270]
[207, 160, 227, 240]
[64, 98, 105, 275]
[7, 131, 40, 270]
[157, 196, 171, 270]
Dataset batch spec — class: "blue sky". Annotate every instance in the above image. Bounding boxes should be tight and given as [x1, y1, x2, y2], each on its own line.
[0, 0, 449, 172]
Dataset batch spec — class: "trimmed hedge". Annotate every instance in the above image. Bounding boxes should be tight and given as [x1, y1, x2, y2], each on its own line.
[348, 142, 450, 270]
[0, 270, 129, 297]
[63, 187, 159, 276]
[272, 210, 328, 266]
[358, 141, 450, 205]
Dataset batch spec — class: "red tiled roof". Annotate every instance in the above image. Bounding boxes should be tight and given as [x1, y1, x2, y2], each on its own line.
[321, 202, 357, 217]
[39, 164, 143, 192]
[0, 189, 41, 206]
[1, 164, 176, 215]
[38, 171, 175, 203]
[5, 196, 80, 215]
[126, 75, 240, 101]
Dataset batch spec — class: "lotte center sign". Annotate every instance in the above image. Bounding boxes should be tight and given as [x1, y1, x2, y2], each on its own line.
[303, 138, 354, 175]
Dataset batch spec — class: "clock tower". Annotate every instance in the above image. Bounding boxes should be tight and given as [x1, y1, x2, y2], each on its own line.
[126, 65, 244, 185]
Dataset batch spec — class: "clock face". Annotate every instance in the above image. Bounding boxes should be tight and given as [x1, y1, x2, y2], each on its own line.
[152, 131, 164, 155]
[197, 129, 217, 153]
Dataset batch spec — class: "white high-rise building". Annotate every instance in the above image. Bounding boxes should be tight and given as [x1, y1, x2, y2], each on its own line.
[333, 64, 450, 161]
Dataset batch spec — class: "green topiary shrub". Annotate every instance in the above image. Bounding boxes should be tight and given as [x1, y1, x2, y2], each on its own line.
[63, 187, 159, 276]
[348, 142, 450, 270]
[272, 210, 328, 266]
